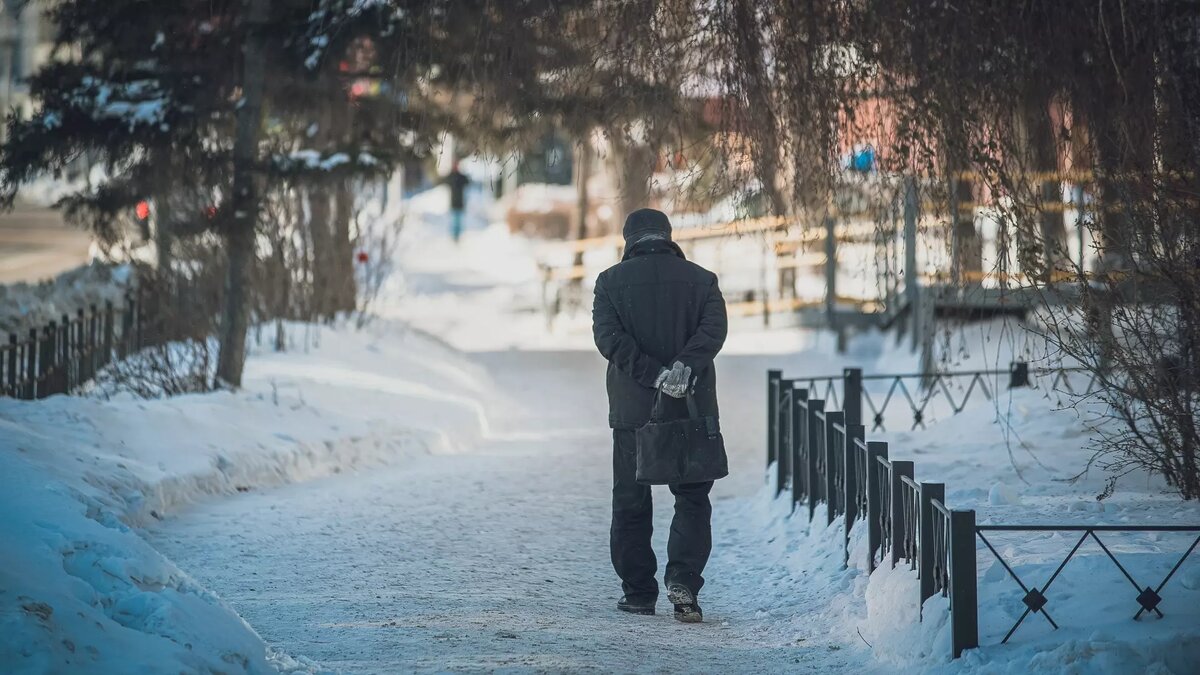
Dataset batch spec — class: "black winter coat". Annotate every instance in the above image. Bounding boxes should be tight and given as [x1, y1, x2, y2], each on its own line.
[592, 239, 728, 430]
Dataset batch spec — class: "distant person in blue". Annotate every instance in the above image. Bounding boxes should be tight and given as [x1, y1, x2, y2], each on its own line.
[443, 161, 470, 242]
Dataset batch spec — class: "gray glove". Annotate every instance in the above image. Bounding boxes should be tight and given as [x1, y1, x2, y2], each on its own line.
[656, 360, 692, 399]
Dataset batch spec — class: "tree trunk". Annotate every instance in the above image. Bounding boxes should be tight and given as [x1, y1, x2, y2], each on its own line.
[608, 133, 654, 224]
[731, 0, 788, 218]
[329, 78, 357, 315]
[216, 0, 270, 388]
[573, 137, 592, 270]
[152, 148, 174, 275]
[1019, 93, 1067, 278]
[949, 175, 981, 284]
[308, 183, 335, 318]
[332, 179, 357, 313]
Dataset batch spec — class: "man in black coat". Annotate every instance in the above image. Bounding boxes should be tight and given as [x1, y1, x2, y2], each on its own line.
[592, 208, 728, 623]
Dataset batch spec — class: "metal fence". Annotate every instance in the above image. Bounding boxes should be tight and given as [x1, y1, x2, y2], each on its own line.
[765, 369, 1200, 659]
[0, 296, 142, 400]
[788, 361, 1102, 431]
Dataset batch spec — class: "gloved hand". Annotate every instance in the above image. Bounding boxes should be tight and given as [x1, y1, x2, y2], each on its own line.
[654, 367, 670, 390]
[657, 360, 692, 399]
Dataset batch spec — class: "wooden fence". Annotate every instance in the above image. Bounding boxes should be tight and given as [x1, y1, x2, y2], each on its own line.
[0, 296, 142, 400]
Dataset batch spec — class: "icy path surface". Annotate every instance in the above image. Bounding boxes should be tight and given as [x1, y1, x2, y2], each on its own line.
[149, 219, 876, 672]
[150, 347, 874, 673]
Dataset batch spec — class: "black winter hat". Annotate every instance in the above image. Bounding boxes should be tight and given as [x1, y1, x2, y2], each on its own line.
[622, 208, 672, 243]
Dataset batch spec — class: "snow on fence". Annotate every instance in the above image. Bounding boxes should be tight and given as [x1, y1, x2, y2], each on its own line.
[766, 368, 1200, 659]
[0, 295, 142, 399]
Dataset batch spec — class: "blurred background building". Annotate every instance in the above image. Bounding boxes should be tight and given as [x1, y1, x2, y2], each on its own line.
[0, 1, 49, 135]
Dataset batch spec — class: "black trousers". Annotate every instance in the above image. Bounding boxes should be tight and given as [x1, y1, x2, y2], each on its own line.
[611, 429, 713, 602]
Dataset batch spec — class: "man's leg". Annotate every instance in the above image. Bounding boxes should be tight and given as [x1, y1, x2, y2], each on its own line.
[450, 209, 464, 241]
[611, 429, 657, 602]
[665, 480, 714, 597]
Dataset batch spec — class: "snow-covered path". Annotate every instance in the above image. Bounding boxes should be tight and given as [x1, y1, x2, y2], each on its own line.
[149, 345, 875, 673]
[146, 213, 877, 672]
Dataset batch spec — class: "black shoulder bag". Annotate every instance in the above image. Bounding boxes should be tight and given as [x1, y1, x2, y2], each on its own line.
[635, 389, 729, 485]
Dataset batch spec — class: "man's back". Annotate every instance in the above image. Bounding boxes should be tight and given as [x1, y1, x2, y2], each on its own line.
[593, 236, 727, 430]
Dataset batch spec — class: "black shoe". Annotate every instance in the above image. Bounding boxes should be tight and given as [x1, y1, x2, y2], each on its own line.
[667, 583, 703, 623]
[617, 596, 656, 616]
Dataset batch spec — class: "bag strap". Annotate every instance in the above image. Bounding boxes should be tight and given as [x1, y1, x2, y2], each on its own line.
[650, 386, 702, 421]
[650, 389, 666, 422]
[685, 388, 701, 418]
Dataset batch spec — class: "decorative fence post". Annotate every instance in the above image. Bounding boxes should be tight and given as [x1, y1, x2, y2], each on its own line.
[71, 309, 85, 391]
[918, 482, 945, 618]
[844, 423, 865, 567]
[24, 328, 37, 399]
[103, 301, 115, 371]
[903, 176, 920, 351]
[806, 398, 825, 522]
[120, 293, 136, 358]
[1008, 361, 1029, 388]
[825, 410, 845, 526]
[890, 460, 915, 568]
[824, 215, 841, 351]
[865, 441, 888, 573]
[5, 334, 16, 397]
[58, 313, 71, 395]
[37, 323, 55, 399]
[88, 305, 99, 384]
[767, 370, 782, 470]
[776, 379, 794, 496]
[791, 386, 809, 512]
[949, 509, 979, 658]
[844, 368, 863, 428]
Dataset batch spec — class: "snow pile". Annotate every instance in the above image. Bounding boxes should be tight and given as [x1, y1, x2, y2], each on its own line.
[0, 318, 495, 673]
[735, 481, 1200, 674]
[739, 371, 1200, 673]
[0, 263, 133, 334]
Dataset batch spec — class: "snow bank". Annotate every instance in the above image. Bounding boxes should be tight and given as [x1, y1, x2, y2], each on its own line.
[0, 318, 495, 673]
[741, 378, 1200, 674]
[734, 484, 1200, 674]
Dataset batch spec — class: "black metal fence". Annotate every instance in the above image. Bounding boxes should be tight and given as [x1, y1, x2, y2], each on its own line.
[0, 296, 143, 400]
[788, 361, 1101, 431]
[766, 369, 1200, 659]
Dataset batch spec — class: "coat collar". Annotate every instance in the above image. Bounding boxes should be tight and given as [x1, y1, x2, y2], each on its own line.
[623, 238, 686, 262]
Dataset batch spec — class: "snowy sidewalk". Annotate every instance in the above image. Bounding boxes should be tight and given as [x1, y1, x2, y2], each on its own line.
[141, 210, 878, 672]
[149, 347, 876, 673]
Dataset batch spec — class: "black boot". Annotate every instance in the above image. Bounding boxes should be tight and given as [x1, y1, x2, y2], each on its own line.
[667, 583, 703, 623]
[617, 595, 656, 616]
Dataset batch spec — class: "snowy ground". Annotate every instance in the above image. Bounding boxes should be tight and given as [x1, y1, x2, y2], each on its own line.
[143, 197, 880, 672]
[148, 348, 877, 673]
[3, 183, 1199, 673]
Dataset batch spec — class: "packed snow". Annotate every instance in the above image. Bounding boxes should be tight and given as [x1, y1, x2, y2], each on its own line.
[2, 179, 1198, 673]
[0, 319, 495, 672]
